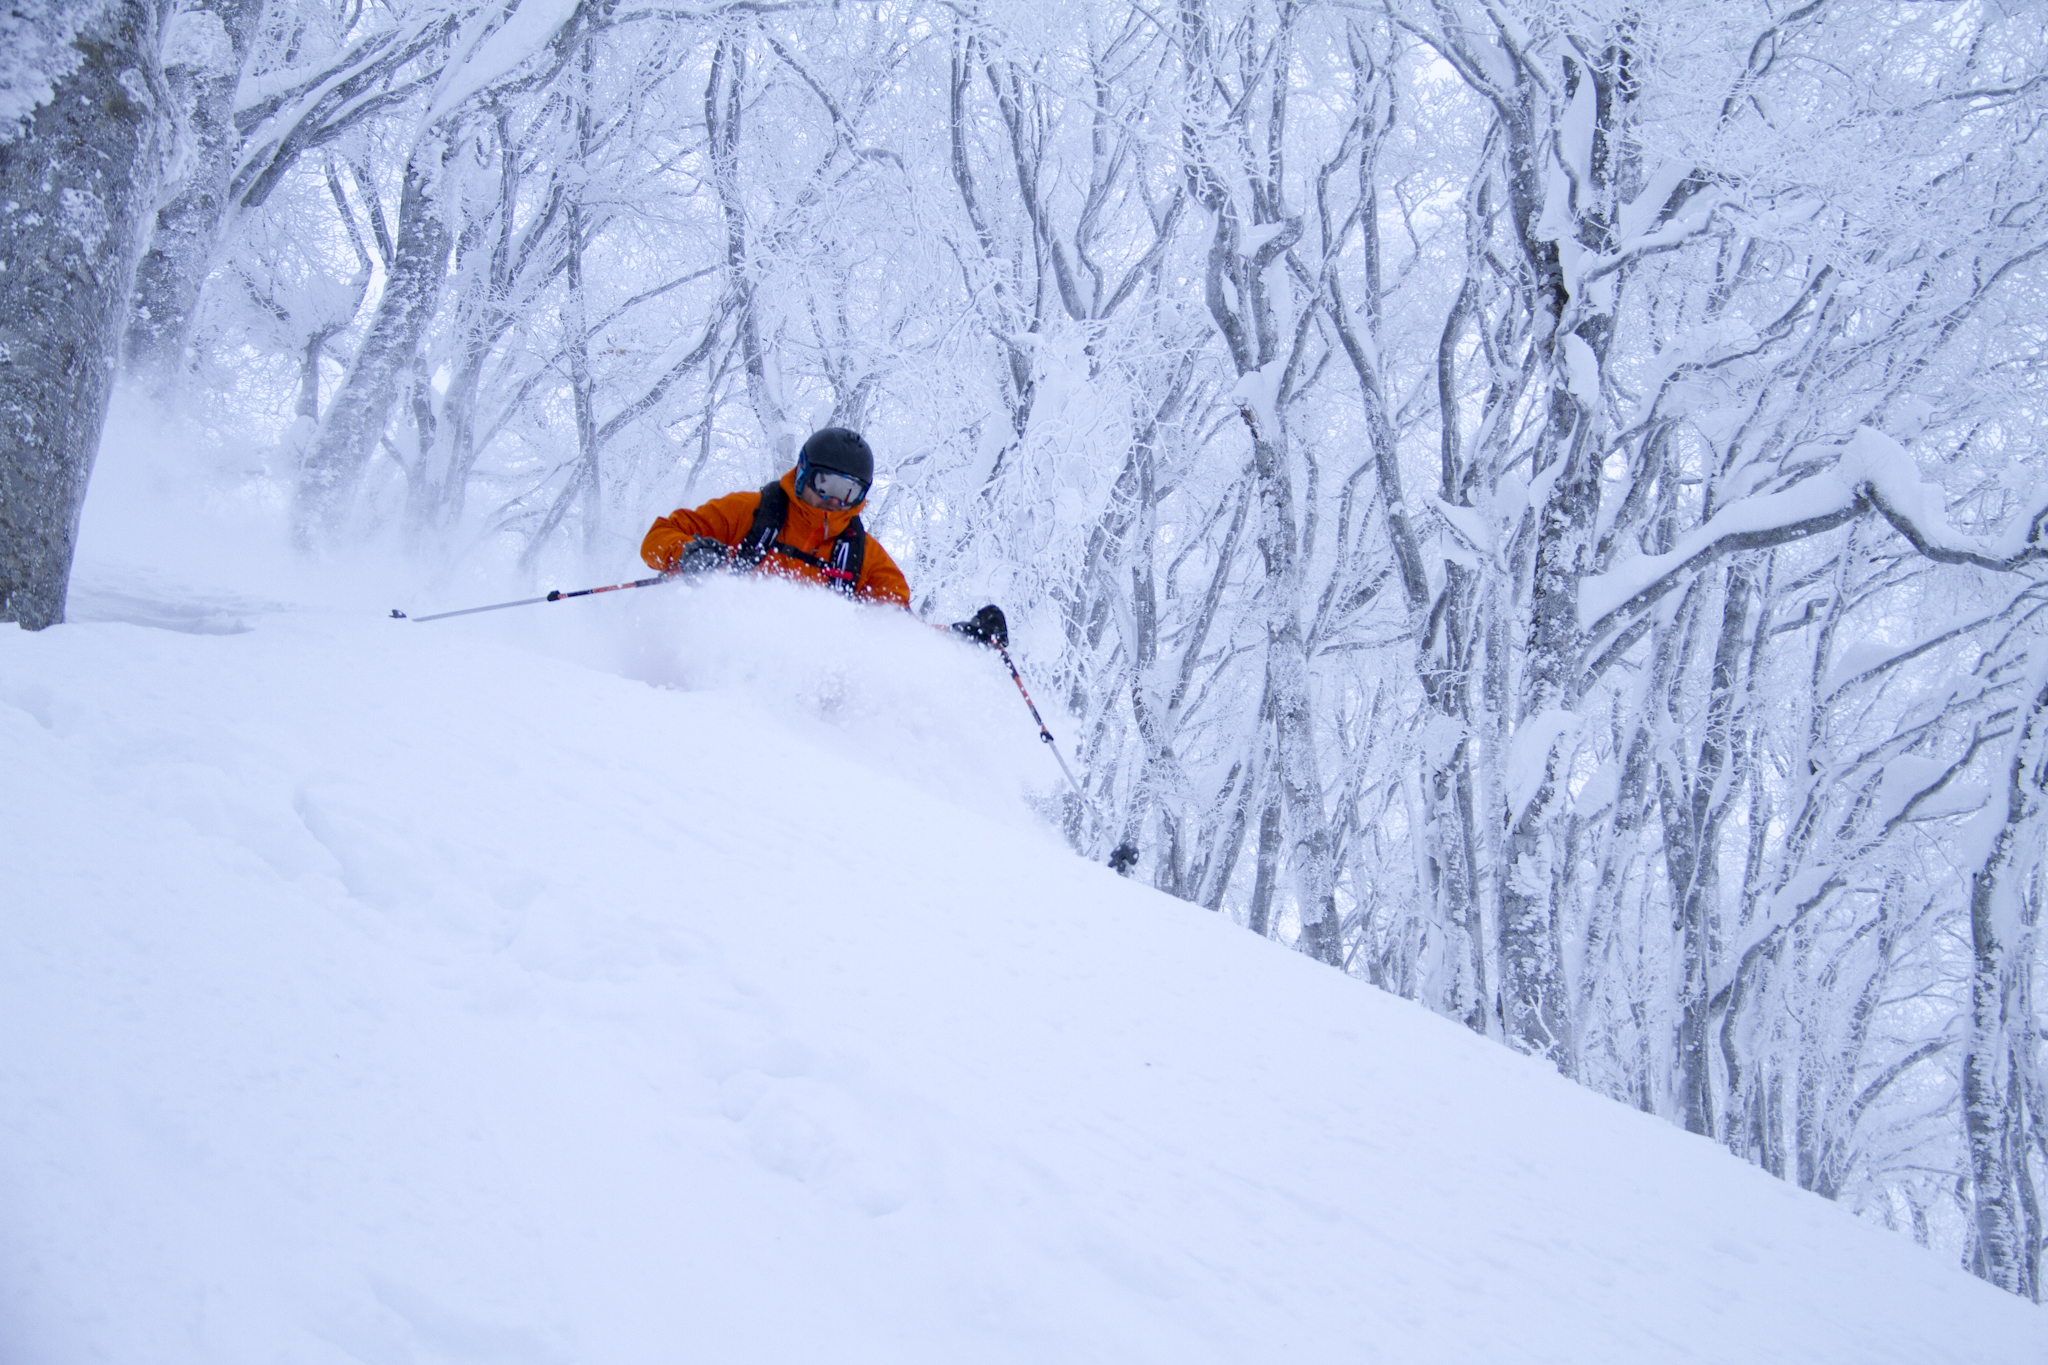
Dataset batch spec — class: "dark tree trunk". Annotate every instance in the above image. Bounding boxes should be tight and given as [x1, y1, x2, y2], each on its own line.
[1246, 795, 1284, 940]
[0, 0, 170, 629]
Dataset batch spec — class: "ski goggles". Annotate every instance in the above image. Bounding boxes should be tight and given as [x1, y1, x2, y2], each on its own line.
[804, 467, 867, 508]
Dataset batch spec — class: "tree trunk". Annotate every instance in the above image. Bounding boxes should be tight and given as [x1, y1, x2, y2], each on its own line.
[1246, 794, 1284, 939]
[1963, 665, 2048, 1299]
[122, 0, 265, 386]
[1661, 563, 1753, 1135]
[0, 0, 170, 629]
[292, 135, 452, 548]
[566, 193, 601, 556]
[707, 36, 790, 465]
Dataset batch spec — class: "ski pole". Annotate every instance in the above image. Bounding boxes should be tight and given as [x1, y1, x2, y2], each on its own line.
[391, 572, 676, 623]
[994, 644, 1135, 873]
[994, 643, 1082, 788]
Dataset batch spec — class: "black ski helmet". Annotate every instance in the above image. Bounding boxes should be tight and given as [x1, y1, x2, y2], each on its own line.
[796, 427, 874, 493]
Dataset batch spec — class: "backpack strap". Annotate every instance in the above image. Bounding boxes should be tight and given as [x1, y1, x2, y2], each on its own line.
[824, 514, 866, 596]
[734, 480, 867, 597]
[736, 480, 789, 566]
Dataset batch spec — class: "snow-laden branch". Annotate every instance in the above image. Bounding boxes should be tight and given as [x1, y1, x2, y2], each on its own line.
[423, 0, 583, 127]
[233, 12, 466, 208]
[234, 0, 591, 213]
[1581, 428, 2048, 674]
[1712, 713, 2012, 1000]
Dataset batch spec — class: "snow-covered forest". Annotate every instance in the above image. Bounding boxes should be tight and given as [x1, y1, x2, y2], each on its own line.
[4, 0, 2048, 1304]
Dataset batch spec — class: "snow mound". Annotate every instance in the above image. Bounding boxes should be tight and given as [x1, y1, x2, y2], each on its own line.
[1, 577, 2040, 1362]
[519, 573, 1056, 828]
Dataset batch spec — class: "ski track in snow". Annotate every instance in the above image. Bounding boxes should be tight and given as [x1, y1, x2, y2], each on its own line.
[2, 557, 2043, 1362]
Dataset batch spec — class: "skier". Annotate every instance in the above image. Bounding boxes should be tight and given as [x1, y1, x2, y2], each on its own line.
[641, 427, 911, 607]
[638, 425, 1010, 648]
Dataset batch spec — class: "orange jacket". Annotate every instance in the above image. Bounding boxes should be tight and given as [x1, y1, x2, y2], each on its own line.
[640, 470, 911, 608]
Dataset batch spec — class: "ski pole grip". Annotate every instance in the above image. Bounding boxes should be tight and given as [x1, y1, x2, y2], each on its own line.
[546, 590, 562, 601]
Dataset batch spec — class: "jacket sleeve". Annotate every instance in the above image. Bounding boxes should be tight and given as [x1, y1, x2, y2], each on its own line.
[641, 491, 761, 572]
[856, 537, 912, 609]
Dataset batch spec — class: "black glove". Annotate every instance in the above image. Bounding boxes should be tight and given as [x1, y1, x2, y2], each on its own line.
[675, 535, 731, 576]
[951, 604, 1008, 649]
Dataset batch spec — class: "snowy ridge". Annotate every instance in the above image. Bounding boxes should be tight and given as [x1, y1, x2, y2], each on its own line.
[1, 562, 2039, 1362]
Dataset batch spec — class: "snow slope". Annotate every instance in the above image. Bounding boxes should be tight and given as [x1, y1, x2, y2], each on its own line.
[2, 468, 2043, 1361]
